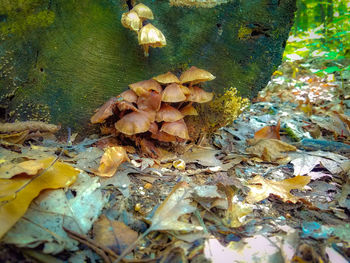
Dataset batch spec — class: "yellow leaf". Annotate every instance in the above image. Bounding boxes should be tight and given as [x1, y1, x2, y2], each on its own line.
[96, 146, 130, 177]
[0, 157, 79, 238]
[0, 160, 45, 179]
[245, 175, 311, 204]
[246, 138, 296, 163]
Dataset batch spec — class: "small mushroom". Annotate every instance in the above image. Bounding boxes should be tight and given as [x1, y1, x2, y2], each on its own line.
[137, 91, 162, 112]
[132, 3, 154, 22]
[153, 72, 180, 84]
[161, 119, 190, 140]
[180, 103, 198, 116]
[91, 97, 119, 124]
[129, 79, 162, 96]
[138, 23, 166, 57]
[187, 86, 213, 103]
[149, 122, 159, 134]
[116, 101, 139, 112]
[162, 83, 186, 103]
[119, 89, 138, 103]
[121, 10, 142, 32]
[151, 130, 177, 142]
[180, 66, 215, 86]
[180, 85, 191, 95]
[156, 103, 184, 122]
[115, 111, 152, 135]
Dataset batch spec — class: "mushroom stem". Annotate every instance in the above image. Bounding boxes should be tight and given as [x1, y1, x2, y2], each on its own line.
[143, 45, 149, 57]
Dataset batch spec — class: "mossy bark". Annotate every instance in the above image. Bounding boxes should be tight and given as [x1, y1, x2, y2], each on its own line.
[0, 0, 296, 131]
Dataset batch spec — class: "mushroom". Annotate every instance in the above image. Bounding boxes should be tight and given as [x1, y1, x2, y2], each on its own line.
[129, 79, 162, 96]
[116, 101, 139, 112]
[153, 72, 180, 84]
[115, 111, 152, 135]
[180, 66, 215, 86]
[160, 119, 190, 140]
[180, 85, 191, 95]
[137, 90, 162, 112]
[162, 83, 186, 103]
[132, 3, 154, 22]
[180, 103, 198, 116]
[121, 10, 142, 32]
[138, 23, 166, 57]
[149, 122, 159, 134]
[151, 130, 177, 142]
[119, 89, 138, 103]
[187, 86, 213, 103]
[156, 103, 184, 122]
[91, 97, 119, 124]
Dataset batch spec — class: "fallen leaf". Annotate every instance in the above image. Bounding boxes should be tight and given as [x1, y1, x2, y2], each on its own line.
[254, 120, 280, 140]
[0, 160, 45, 179]
[147, 182, 202, 232]
[182, 147, 222, 167]
[0, 157, 79, 238]
[245, 175, 311, 204]
[246, 138, 296, 163]
[93, 214, 138, 254]
[96, 146, 130, 177]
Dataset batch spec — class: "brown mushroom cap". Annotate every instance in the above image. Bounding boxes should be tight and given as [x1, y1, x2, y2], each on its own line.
[153, 72, 180, 84]
[132, 3, 154, 20]
[129, 79, 162, 96]
[162, 83, 186, 103]
[137, 91, 162, 112]
[116, 101, 138, 112]
[187, 86, 213, 103]
[161, 119, 190, 140]
[156, 103, 184, 122]
[151, 130, 177, 142]
[180, 103, 198, 116]
[91, 97, 118, 124]
[180, 85, 191, 95]
[121, 10, 142, 32]
[138, 23, 166, 56]
[115, 111, 152, 135]
[149, 122, 159, 134]
[180, 66, 215, 85]
[119, 90, 138, 103]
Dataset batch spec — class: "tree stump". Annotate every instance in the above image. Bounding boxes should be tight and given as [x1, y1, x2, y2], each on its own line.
[0, 0, 296, 131]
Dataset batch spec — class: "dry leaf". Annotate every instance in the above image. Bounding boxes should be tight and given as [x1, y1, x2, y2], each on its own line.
[245, 175, 311, 204]
[96, 146, 130, 177]
[254, 120, 280, 140]
[0, 157, 79, 238]
[182, 147, 222, 167]
[246, 138, 296, 163]
[93, 214, 138, 254]
[148, 182, 202, 232]
[0, 160, 45, 179]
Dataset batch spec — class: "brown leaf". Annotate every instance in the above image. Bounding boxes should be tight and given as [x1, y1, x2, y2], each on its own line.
[0, 160, 45, 179]
[254, 120, 280, 140]
[245, 175, 311, 204]
[93, 214, 138, 254]
[246, 138, 296, 163]
[96, 146, 130, 177]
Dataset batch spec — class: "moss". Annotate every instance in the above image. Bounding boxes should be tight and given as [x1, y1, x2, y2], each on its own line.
[238, 25, 253, 40]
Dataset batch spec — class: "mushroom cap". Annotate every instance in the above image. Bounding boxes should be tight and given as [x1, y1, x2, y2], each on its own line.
[156, 103, 184, 122]
[153, 72, 180, 84]
[161, 119, 190, 140]
[138, 23, 166, 48]
[129, 79, 162, 96]
[180, 85, 191, 95]
[132, 3, 154, 20]
[162, 83, 186, 102]
[91, 97, 118, 124]
[149, 122, 159, 134]
[116, 101, 139, 112]
[187, 86, 213, 103]
[180, 66, 215, 85]
[119, 89, 138, 103]
[151, 130, 177, 142]
[137, 91, 162, 112]
[121, 10, 142, 32]
[115, 111, 152, 135]
[180, 103, 198, 116]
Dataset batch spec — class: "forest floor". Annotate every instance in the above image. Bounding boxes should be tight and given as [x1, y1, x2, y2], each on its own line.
[0, 47, 350, 262]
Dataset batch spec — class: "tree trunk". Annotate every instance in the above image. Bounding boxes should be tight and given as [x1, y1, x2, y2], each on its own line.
[0, 0, 297, 131]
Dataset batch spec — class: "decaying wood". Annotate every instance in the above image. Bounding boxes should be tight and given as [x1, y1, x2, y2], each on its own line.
[0, 121, 60, 133]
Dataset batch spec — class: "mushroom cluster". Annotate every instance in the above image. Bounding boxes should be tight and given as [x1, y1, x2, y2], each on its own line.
[91, 66, 215, 155]
[121, 3, 166, 57]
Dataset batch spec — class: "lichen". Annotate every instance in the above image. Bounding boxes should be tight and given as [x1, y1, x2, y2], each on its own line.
[187, 87, 249, 138]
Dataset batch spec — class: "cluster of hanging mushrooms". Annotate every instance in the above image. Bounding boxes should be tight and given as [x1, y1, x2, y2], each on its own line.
[121, 3, 166, 57]
[91, 66, 215, 150]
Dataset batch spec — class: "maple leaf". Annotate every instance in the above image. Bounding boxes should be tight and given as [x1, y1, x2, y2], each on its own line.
[245, 175, 311, 204]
